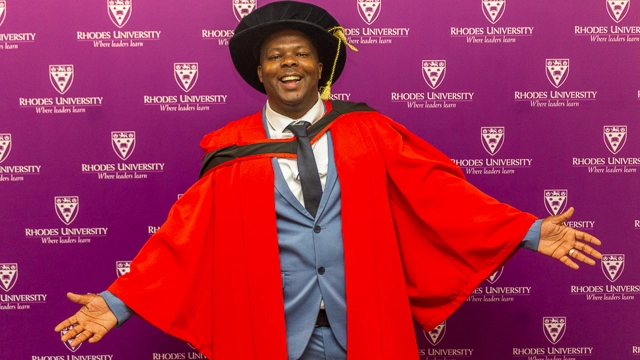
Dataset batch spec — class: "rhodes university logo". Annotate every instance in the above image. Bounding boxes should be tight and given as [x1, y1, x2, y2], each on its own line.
[602, 254, 625, 282]
[357, 0, 381, 25]
[422, 60, 446, 90]
[607, 0, 630, 23]
[55, 196, 79, 225]
[424, 320, 446, 346]
[482, 0, 506, 24]
[60, 326, 81, 352]
[174, 63, 198, 93]
[544, 189, 568, 216]
[233, 0, 256, 22]
[112, 131, 135, 161]
[0, 263, 18, 292]
[604, 125, 627, 155]
[546, 59, 569, 88]
[49, 65, 74, 95]
[108, 0, 132, 28]
[0, 1, 6, 27]
[543, 317, 566, 345]
[481, 127, 504, 156]
[0, 134, 11, 164]
[486, 266, 503, 284]
[116, 261, 131, 277]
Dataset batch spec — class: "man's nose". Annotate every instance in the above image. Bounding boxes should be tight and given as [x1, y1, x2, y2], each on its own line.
[281, 53, 298, 66]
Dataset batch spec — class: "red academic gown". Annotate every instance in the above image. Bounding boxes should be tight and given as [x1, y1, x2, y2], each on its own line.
[108, 100, 537, 359]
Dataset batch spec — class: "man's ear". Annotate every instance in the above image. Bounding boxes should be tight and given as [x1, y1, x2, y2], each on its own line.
[257, 65, 263, 83]
[317, 62, 323, 81]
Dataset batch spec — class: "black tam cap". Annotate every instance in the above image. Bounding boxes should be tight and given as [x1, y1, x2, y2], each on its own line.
[229, 1, 349, 95]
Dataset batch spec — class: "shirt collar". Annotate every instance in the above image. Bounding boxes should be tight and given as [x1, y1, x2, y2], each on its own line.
[265, 96, 325, 136]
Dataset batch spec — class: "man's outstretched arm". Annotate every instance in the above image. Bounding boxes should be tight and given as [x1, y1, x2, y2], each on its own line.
[54, 292, 118, 348]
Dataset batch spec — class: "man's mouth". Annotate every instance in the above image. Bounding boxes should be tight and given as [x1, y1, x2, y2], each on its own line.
[280, 75, 302, 84]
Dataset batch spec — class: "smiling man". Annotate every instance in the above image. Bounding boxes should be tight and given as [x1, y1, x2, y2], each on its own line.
[55, 2, 602, 360]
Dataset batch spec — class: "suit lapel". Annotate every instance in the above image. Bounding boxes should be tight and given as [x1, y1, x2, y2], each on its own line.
[272, 158, 314, 219]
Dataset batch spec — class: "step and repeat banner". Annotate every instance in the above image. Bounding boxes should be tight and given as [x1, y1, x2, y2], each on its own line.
[1, 0, 639, 359]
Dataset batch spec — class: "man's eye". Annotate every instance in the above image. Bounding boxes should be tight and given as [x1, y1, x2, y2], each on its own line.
[297, 53, 309, 57]
[269, 54, 281, 60]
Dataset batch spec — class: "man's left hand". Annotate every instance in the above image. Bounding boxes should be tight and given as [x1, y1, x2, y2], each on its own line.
[538, 207, 602, 269]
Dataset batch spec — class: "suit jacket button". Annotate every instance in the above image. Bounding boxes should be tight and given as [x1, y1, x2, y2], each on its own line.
[313, 225, 322, 233]
[318, 267, 326, 275]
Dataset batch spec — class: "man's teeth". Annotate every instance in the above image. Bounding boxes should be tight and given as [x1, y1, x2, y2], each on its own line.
[281, 76, 301, 82]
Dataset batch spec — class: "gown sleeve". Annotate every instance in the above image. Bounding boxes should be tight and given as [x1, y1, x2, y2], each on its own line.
[107, 173, 216, 357]
[370, 115, 538, 329]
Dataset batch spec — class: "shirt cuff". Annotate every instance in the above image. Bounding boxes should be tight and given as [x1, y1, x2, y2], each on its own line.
[99, 290, 133, 328]
[520, 219, 542, 252]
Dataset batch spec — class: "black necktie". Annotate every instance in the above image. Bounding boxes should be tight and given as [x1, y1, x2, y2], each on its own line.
[286, 121, 323, 217]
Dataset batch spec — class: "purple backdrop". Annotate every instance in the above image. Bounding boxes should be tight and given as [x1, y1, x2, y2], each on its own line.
[1, 0, 639, 359]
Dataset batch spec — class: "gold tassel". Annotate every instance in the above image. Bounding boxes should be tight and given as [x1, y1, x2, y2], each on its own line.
[320, 85, 332, 100]
[321, 26, 359, 100]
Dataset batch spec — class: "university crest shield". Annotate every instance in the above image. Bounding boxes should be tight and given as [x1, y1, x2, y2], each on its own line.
[486, 266, 504, 284]
[424, 320, 446, 346]
[544, 189, 567, 216]
[357, 0, 381, 25]
[0, 134, 11, 164]
[111, 131, 136, 161]
[108, 0, 132, 28]
[482, 0, 506, 24]
[50, 65, 74, 95]
[422, 60, 446, 90]
[116, 261, 131, 277]
[233, 0, 256, 22]
[0, 263, 18, 292]
[601, 254, 625, 282]
[481, 127, 505, 156]
[603, 125, 627, 155]
[60, 326, 82, 352]
[0, 1, 6, 27]
[545, 59, 569, 88]
[607, 0, 630, 23]
[543, 317, 566, 345]
[55, 196, 79, 225]
[174, 63, 198, 93]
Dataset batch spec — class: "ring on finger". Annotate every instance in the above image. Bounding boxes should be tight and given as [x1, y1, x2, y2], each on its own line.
[568, 248, 576, 256]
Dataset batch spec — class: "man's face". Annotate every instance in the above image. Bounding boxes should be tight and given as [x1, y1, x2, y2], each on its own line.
[257, 29, 323, 118]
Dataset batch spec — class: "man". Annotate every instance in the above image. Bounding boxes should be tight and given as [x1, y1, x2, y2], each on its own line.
[55, 2, 602, 359]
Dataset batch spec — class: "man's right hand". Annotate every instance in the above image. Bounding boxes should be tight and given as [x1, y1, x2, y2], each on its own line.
[54, 292, 118, 347]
